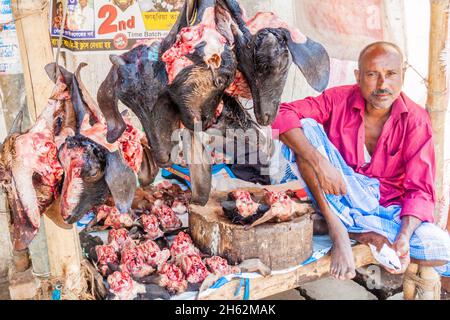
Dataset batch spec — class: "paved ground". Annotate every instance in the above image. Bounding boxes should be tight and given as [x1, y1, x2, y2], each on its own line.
[1, 275, 449, 300]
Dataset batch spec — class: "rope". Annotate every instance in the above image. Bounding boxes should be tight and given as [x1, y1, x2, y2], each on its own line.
[405, 61, 429, 89]
[54, 0, 68, 78]
[0, 1, 50, 30]
[403, 267, 441, 300]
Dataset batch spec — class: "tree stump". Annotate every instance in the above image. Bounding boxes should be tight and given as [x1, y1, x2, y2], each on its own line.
[189, 189, 314, 270]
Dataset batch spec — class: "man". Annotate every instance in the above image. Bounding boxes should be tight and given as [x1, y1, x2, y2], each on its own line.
[271, 41, 450, 280]
[74, 0, 94, 31]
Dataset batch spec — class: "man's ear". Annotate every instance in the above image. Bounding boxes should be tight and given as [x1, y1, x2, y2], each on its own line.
[354, 69, 361, 83]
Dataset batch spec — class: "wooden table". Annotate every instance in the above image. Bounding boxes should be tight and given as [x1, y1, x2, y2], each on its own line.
[198, 244, 376, 300]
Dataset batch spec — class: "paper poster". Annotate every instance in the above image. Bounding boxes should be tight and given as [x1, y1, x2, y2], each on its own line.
[50, 0, 184, 53]
[0, 0, 23, 74]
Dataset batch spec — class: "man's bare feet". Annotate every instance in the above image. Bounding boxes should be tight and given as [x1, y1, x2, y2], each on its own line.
[329, 219, 356, 280]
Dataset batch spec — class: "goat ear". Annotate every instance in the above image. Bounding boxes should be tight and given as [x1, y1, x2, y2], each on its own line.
[45, 62, 74, 86]
[188, 132, 212, 206]
[137, 144, 159, 187]
[104, 151, 136, 214]
[109, 54, 126, 66]
[97, 66, 126, 143]
[281, 30, 330, 92]
[70, 75, 87, 133]
[8, 109, 24, 135]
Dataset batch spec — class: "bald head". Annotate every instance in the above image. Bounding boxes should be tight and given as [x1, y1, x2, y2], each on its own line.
[358, 41, 404, 69]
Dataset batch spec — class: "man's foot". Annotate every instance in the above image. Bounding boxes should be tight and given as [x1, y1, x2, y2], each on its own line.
[330, 222, 356, 280]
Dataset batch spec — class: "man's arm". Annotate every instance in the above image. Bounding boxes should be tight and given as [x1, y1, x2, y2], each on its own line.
[273, 90, 347, 195]
[280, 128, 347, 195]
[387, 117, 436, 273]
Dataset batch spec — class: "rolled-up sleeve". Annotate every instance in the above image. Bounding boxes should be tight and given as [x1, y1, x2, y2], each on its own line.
[271, 90, 333, 138]
[401, 119, 436, 223]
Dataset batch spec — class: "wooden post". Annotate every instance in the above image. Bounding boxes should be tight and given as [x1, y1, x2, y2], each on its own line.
[426, 0, 450, 229]
[11, 0, 82, 289]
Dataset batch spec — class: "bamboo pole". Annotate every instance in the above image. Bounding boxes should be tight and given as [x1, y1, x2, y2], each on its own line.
[426, 0, 450, 229]
[10, 0, 82, 288]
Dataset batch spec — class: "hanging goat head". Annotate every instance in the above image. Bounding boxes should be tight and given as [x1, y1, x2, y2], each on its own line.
[218, 0, 330, 126]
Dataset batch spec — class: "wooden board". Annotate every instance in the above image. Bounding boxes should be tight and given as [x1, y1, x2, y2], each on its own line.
[198, 244, 376, 300]
[190, 185, 315, 270]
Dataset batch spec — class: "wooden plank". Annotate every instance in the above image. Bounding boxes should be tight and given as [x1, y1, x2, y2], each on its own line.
[426, 0, 450, 228]
[198, 244, 376, 300]
[11, 0, 82, 286]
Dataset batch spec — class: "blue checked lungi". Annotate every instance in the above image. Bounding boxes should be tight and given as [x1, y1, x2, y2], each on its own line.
[270, 118, 450, 276]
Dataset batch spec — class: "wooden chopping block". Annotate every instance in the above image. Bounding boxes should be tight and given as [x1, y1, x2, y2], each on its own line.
[189, 187, 315, 271]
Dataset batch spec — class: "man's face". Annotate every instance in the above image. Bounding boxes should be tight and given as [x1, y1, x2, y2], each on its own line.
[355, 46, 405, 110]
[79, 0, 88, 8]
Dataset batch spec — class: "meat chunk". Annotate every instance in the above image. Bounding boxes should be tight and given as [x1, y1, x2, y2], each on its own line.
[108, 228, 132, 252]
[204, 256, 240, 276]
[178, 254, 210, 284]
[96, 205, 133, 229]
[107, 271, 140, 300]
[140, 214, 164, 240]
[229, 191, 260, 218]
[158, 263, 188, 295]
[136, 240, 170, 268]
[247, 190, 314, 228]
[120, 245, 155, 279]
[170, 231, 200, 258]
[151, 200, 182, 231]
[95, 244, 119, 276]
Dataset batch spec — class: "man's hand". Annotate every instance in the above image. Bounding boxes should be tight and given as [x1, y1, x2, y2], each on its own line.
[313, 153, 347, 196]
[384, 233, 410, 274]
[384, 216, 421, 274]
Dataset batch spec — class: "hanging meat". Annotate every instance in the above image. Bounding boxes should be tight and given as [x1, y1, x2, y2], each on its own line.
[0, 68, 69, 250]
[96, 0, 330, 207]
[217, 0, 330, 126]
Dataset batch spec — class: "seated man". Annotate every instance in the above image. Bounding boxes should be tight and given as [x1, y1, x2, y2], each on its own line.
[271, 41, 450, 280]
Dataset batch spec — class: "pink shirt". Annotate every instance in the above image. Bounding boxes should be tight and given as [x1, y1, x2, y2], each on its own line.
[272, 84, 436, 223]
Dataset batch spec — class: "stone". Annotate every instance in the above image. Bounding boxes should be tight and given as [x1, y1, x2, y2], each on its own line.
[262, 289, 305, 300]
[387, 292, 403, 300]
[8, 268, 40, 300]
[354, 265, 403, 300]
[298, 277, 378, 300]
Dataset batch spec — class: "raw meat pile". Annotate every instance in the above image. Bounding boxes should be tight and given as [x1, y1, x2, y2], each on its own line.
[96, 231, 240, 299]
[82, 180, 191, 241]
[222, 189, 313, 227]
